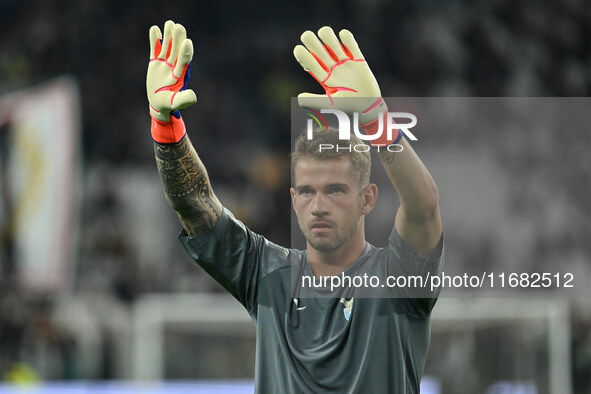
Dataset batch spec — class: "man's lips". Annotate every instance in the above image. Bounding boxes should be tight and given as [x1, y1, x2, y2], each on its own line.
[310, 222, 332, 233]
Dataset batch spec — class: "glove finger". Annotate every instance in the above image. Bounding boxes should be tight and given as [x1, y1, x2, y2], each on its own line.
[174, 39, 193, 78]
[297, 93, 333, 111]
[158, 20, 174, 60]
[149, 25, 162, 59]
[339, 29, 365, 60]
[293, 45, 328, 81]
[300, 30, 335, 70]
[318, 26, 348, 61]
[172, 89, 197, 110]
[168, 23, 187, 65]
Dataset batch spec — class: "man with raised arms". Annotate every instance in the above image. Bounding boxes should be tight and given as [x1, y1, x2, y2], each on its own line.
[146, 20, 443, 393]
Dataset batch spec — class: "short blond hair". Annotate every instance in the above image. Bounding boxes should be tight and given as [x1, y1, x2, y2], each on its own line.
[290, 127, 371, 188]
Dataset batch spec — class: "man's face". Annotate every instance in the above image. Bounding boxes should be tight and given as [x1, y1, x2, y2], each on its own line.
[290, 157, 366, 253]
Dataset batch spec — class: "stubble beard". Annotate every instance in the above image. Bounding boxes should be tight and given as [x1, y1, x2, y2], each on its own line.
[299, 212, 362, 253]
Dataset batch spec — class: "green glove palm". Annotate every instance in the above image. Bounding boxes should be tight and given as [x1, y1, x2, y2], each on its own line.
[146, 20, 196, 143]
[293, 26, 386, 125]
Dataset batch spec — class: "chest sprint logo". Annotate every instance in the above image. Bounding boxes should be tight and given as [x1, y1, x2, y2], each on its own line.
[306, 109, 418, 152]
[293, 298, 306, 311]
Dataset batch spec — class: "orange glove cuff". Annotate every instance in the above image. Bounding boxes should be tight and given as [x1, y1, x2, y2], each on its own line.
[151, 115, 186, 144]
[361, 106, 402, 148]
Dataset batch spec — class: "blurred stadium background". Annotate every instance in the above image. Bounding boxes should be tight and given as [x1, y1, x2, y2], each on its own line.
[0, 0, 590, 392]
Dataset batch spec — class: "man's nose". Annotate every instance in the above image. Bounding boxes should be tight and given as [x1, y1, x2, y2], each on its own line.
[311, 193, 328, 216]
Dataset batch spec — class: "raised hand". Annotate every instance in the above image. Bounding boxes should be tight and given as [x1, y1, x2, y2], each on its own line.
[147, 21, 197, 143]
[293, 26, 385, 125]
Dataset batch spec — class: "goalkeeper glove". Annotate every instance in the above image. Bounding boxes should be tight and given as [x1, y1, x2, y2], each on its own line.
[293, 26, 399, 147]
[147, 20, 197, 143]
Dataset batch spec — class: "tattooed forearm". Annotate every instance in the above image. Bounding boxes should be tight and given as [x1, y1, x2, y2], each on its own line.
[378, 148, 396, 165]
[154, 136, 222, 236]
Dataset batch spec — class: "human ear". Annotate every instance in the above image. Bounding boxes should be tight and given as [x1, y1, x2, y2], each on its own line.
[361, 184, 378, 215]
[290, 188, 297, 210]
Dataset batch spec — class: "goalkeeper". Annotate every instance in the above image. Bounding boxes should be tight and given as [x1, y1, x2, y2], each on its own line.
[147, 21, 444, 393]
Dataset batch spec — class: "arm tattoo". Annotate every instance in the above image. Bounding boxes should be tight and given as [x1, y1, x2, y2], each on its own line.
[378, 148, 396, 165]
[154, 136, 222, 236]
